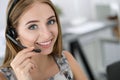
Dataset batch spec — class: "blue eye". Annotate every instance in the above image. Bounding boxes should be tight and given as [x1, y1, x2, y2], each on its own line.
[28, 24, 38, 30]
[47, 19, 56, 25]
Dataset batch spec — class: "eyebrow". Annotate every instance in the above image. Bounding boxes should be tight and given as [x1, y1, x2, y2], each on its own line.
[25, 15, 56, 25]
[25, 20, 39, 25]
[47, 15, 56, 20]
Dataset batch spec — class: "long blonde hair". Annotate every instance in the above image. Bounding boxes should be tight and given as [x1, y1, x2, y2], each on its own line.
[1, 0, 62, 68]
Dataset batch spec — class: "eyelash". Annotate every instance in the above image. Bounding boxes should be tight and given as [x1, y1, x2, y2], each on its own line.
[28, 24, 38, 30]
[27, 19, 56, 30]
[47, 19, 56, 25]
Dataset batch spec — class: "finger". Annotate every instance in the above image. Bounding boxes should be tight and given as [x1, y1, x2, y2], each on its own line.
[12, 58, 31, 70]
[11, 47, 36, 68]
[11, 51, 36, 69]
[14, 62, 34, 80]
[15, 47, 34, 59]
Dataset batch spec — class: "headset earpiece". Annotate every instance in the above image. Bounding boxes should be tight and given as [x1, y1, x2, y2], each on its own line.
[7, 27, 18, 39]
[7, 0, 19, 39]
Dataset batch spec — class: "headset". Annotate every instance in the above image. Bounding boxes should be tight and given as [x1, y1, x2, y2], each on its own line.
[6, 0, 41, 53]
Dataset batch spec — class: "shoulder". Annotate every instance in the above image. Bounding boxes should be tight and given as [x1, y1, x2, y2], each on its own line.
[62, 50, 79, 67]
[63, 50, 80, 68]
[0, 72, 7, 80]
[63, 50, 88, 80]
[63, 51, 74, 60]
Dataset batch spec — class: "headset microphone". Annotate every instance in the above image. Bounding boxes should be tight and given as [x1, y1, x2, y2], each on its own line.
[6, 34, 25, 49]
[6, 33, 41, 53]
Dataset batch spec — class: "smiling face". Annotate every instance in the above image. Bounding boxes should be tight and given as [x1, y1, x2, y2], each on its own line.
[16, 2, 58, 55]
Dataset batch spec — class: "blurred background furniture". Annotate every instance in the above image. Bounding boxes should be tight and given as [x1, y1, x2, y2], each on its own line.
[62, 20, 117, 80]
[107, 61, 120, 80]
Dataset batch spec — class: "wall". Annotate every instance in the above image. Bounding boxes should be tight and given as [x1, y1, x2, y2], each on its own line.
[52, 0, 120, 21]
[51, 0, 93, 20]
[0, 0, 9, 58]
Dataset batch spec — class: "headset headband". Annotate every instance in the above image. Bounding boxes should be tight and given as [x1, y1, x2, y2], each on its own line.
[7, 0, 19, 26]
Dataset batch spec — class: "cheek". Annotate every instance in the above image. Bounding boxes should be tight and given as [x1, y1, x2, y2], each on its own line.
[52, 26, 58, 37]
[54, 30, 58, 38]
[19, 32, 38, 46]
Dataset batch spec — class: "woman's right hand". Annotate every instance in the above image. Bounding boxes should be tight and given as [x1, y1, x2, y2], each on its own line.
[10, 47, 37, 80]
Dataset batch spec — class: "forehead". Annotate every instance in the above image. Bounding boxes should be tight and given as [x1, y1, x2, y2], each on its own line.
[19, 2, 55, 23]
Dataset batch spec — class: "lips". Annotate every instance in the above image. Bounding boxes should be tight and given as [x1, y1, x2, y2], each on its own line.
[39, 40, 52, 46]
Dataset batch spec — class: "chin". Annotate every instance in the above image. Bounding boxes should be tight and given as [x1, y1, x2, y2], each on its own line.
[40, 48, 53, 55]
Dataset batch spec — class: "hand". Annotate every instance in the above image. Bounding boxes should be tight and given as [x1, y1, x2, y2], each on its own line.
[10, 47, 37, 80]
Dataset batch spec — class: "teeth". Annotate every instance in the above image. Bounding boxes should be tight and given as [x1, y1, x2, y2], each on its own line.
[39, 40, 51, 45]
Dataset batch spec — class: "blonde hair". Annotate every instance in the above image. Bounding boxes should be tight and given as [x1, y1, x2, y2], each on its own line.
[2, 0, 62, 68]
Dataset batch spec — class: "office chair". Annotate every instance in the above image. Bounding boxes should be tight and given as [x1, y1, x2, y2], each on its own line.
[69, 40, 95, 80]
[107, 61, 120, 80]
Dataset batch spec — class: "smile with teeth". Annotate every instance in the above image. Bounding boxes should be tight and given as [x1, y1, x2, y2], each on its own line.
[39, 40, 52, 46]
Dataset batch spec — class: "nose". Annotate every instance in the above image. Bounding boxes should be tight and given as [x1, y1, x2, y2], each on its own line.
[39, 26, 52, 40]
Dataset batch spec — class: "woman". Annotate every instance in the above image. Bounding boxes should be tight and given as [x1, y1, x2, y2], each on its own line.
[0, 0, 88, 80]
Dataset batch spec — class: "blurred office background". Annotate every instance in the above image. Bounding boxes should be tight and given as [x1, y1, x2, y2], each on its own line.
[1, 0, 120, 80]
